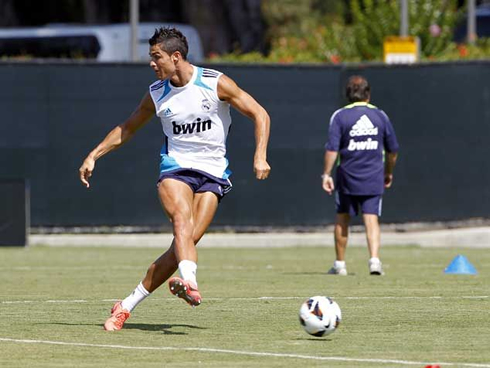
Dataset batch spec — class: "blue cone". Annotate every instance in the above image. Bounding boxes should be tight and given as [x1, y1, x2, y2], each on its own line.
[444, 255, 477, 275]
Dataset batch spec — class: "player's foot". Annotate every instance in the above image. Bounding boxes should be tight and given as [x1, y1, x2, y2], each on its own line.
[103, 301, 130, 331]
[369, 258, 385, 275]
[327, 262, 347, 276]
[168, 277, 202, 307]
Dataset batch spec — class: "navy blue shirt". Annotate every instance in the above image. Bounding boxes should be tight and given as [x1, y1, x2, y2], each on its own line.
[325, 102, 399, 195]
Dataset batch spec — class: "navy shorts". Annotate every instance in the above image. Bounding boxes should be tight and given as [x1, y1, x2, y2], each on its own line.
[157, 169, 232, 200]
[335, 192, 383, 216]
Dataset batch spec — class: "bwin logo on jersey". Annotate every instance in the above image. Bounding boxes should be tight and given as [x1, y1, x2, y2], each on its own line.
[349, 114, 378, 137]
[201, 99, 211, 111]
[348, 138, 379, 151]
[172, 118, 212, 135]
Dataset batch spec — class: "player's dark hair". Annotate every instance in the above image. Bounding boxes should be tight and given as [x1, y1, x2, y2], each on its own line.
[346, 75, 370, 102]
[149, 27, 188, 60]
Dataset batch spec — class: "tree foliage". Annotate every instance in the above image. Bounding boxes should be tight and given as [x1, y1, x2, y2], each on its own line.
[211, 0, 489, 64]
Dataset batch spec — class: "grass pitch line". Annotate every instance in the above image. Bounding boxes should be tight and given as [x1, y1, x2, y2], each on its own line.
[0, 337, 489, 367]
[0, 266, 143, 271]
[343, 296, 489, 300]
[2, 295, 489, 305]
[1, 300, 89, 304]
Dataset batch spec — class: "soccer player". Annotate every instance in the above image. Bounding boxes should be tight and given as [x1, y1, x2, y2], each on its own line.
[78, 27, 271, 331]
[322, 76, 399, 276]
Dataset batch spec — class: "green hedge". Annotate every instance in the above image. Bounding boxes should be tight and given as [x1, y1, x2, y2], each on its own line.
[209, 0, 490, 64]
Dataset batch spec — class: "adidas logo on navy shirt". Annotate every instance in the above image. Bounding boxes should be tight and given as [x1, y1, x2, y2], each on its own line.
[349, 114, 378, 137]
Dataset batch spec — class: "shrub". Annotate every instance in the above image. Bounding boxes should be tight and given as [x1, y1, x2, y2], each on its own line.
[209, 0, 490, 64]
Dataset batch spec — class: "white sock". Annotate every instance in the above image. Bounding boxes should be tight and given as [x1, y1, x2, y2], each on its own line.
[369, 257, 381, 264]
[121, 282, 150, 312]
[178, 260, 198, 286]
[334, 260, 346, 268]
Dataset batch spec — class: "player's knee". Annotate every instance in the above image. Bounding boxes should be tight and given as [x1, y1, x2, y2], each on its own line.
[172, 214, 194, 239]
[335, 219, 349, 229]
[336, 217, 350, 227]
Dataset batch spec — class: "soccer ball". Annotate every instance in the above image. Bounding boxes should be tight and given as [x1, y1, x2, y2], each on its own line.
[299, 296, 342, 337]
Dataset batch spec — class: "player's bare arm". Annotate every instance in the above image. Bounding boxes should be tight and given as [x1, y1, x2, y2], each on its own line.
[217, 74, 271, 180]
[322, 150, 338, 195]
[384, 152, 398, 188]
[79, 92, 155, 188]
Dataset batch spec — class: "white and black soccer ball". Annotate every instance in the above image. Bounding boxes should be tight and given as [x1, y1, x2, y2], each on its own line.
[299, 296, 342, 337]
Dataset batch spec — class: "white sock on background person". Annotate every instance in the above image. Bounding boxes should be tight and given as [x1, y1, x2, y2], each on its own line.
[121, 282, 150, 312]
[334, 260, 346, 269]
[178, 260, 198, 286]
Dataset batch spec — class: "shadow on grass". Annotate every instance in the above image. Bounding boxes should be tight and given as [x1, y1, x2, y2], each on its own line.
[295, 337, 335, 342]
[36, 322, 206, 335]
[282, 272, 357, 276]
[123, 323, 207, 335]
[282, 272, 327, 275]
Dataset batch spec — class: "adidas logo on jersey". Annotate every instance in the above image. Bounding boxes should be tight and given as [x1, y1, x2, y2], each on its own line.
[349, 114, 378, 137]
[172, 118, 212, 135]
[163, 108, 173, 116]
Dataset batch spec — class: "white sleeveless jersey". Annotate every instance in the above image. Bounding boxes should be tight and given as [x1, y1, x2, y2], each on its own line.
[149, 65, 232, 179]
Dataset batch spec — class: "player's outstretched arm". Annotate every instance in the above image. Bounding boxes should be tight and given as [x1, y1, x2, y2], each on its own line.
[322, 150, 338, 195]
[217, 74, 271, 180]
[79, 92, 155, 188]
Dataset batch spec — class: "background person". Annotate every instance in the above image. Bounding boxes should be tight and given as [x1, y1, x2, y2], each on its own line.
[322, 75, 399, 276]
[79, 27, 271, 331]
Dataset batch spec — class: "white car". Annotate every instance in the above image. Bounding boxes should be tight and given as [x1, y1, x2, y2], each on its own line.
[0, 23, 204, 63]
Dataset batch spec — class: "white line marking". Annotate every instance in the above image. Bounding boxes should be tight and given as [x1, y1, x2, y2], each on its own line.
[0, 337, 489, 367]
[1, 300, 87, 304]
[462, 296, 489, 299]
[46, 300, 87, 303]
[0, 266, 142, 271]
[344, 296, 489, 300]
[1, 300, 87, 305]
[1, 296, 488, 305]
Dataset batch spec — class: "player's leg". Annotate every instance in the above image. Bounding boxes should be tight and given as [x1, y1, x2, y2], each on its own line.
[104, 178, 222, 329]
[168, 190, 219, 306]
[328, 192, 354, 275]
[142, 243, 177, 293]
[158, 178, 197, 262]
[191, 191, 219, 243]
[155, 178, 202, 306]
[142, 192, 218, 293]
[361, 195, 384, 275]
[327, 213, 350, 275]
[120, 190, 217, 305]
[128, 184, 219, 304]
[334, 213, 350, 261]
[104, 180, 219, 330]
[142, 178, 196, 297]
[103, 179, 195, 331]
[363, 214, 381, 259]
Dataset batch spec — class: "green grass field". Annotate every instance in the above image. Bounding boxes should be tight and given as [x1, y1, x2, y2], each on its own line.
[1, 244, 489, 367]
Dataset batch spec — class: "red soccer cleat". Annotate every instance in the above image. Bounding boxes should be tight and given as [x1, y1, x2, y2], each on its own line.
[103, 301, 130, 331]
[168, 277, 202, 307]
